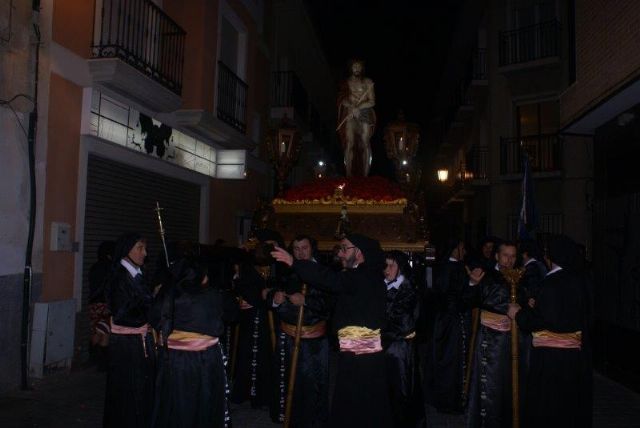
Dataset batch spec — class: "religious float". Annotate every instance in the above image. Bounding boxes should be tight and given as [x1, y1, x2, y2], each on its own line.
[270, 176, 427, 252]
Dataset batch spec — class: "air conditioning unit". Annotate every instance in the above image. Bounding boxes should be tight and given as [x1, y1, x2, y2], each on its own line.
[29, 299, 76, 378]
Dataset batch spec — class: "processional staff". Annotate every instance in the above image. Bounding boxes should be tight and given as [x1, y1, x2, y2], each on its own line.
[284, 283, 308, 428]
[503, 267, 525, 428]
[154, 201, 170, 268]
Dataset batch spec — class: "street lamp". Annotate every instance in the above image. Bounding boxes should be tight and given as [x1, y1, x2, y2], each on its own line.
[266, 117, 301, 195]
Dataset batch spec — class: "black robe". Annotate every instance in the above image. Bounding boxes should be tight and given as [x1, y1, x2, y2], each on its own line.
[292, 259, 393, 428]
[466, 268, 525, 428]
[150, 279, 239, 428]
[229, 265, 276, 407]
[430, 260, 471, 413]
[518, 259, 547, 389]
[270, 269, 331, 427]
[515, 268, 592, 428]
[383, 277, 425, 427]
[103, 264, 156, 428]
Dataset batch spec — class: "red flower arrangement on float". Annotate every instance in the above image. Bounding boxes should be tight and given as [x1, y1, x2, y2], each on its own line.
[274, 176, 406, 205]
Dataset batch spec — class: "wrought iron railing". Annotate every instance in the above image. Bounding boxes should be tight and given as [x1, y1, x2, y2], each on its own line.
[467, 145, 489, 179]
[500, 134, 562, 174]
[499, 20, 560, 66]
[217, 61, 248, 134]
[472, 48, 488, 80]
[91, 0, 185, 95]
[271, 71, 309, 121]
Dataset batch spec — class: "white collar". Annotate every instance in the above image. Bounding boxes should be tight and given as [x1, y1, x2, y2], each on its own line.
[121, 258, 142, 277]
[524, 257, 537, 267]
[449, 257, 459, 262]
[546, 264, 563, 276]
[386, 274, 404, 290]
[495, 263, 501, 272]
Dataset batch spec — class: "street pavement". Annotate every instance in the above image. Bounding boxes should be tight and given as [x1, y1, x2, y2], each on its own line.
[1, 365, 639, 427]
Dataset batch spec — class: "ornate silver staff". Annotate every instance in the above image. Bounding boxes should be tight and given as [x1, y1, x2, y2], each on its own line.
[154, 201, 170, 268]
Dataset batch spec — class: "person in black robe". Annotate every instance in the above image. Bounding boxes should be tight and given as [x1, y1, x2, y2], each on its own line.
[269, 235, 331, 426]
[469, 236, 500, 272]
[466, 240, 526, 428]
[509, 235, 592, 428]
[230, 229, 283, 408]
[89, 240, 115, 370]
[517, 239, 548, 390]
[430, 239, 472, 414]
[272, 233, 393, 428]
[103, 232, 156, 428]
[518, 240, 547, 301]
[151, 255, 240, 428]
[383, 250, 425, 427]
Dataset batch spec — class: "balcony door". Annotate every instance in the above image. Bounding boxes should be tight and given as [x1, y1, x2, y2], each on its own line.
[516, 100, 560, 171]
[509, 0, 558, 62]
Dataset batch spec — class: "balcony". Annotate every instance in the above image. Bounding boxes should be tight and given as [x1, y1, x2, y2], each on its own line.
[217, 61, 248, 134]
[499, 20, 560, 68]
[467, 145, 489, 184]
[500, 134, 562, 176]
[88, 0, 185, 112]
[270, 71, 309, 125]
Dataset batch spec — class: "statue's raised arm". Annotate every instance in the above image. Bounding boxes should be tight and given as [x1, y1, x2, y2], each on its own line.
[337, 60, 376, 177]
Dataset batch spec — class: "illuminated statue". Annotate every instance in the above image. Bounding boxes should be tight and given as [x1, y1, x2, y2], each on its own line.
[337, 59, 376, 177]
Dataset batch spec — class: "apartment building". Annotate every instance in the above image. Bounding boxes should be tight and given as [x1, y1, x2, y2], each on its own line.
[428, 0, 591, 252]
[0, 0, 334, 391]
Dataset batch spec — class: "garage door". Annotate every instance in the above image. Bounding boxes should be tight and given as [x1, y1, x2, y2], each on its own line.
[77, 155, 201, 357]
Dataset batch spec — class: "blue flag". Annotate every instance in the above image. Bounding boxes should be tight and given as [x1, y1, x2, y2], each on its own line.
[518, 154, 537, 240]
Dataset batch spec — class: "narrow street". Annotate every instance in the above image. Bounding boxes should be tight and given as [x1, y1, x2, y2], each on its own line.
[1, 364, 639, 427]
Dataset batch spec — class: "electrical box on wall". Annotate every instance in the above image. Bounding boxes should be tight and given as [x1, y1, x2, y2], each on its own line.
[50, 222, 72, 252]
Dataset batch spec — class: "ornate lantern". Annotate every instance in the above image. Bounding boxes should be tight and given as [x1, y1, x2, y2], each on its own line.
[437, 168, 449, 183]
[383, 111, 421, 192]
[266, 117, 302, 194]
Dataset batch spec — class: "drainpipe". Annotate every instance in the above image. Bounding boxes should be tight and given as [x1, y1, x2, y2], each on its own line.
[21, 0, 40, 390]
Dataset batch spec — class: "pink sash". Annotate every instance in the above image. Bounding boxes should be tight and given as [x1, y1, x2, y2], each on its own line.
[338, 336, 382, 355]
[110, 319, 150, 357]
[532, 330, 582, 350]
[480, 310, 511, 332]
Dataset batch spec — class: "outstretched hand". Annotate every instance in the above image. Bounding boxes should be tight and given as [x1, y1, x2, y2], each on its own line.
[271, 245, 293, 267]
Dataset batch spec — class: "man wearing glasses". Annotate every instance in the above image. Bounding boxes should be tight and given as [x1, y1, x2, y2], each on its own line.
[272, 233, 392, 428]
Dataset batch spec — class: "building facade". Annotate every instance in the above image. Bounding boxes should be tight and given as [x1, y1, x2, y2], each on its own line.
[428, 0, 591, 253]
[0, 0, 332, 392]
[560, 0, 640, 391]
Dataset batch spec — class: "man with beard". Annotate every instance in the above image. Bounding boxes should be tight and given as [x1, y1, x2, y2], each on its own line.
[508, 235, 592, 428]
[466, 241, 526, 428]
[270, 235, 331, 426]
[272, 233, 392, 427]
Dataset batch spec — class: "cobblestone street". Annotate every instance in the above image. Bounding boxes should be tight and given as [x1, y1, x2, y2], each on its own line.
[1, 364, 639, 427]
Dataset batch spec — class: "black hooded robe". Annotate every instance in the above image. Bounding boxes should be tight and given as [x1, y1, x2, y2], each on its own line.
[466, 268, 526, 428]
[384, 276, 426, 427]
[291, 254, 392, 428]
[103, 264, 156, 428]
[430, 259, 471, 413]
[515, 268, 592, 428]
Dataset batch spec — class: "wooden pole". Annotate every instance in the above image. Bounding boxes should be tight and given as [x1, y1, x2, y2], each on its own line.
[284, 284, 307, 428]
[463, 307, 480, 404]
[267, 310, 277, 353]
[502, 268, 524, 428]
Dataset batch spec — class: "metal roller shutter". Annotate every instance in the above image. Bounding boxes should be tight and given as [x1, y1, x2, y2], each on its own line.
[77, 155, 201, 358]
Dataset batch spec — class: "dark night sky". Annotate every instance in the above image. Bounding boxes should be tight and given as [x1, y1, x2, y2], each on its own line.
[304, 0, 462, 176]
